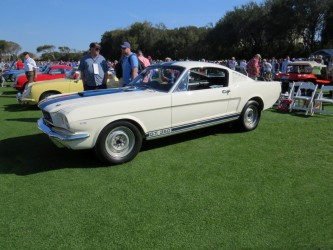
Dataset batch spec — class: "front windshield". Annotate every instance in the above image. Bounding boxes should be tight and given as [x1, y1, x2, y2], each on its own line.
[129, 65, 185, 92]
[288, 65, 312, 74]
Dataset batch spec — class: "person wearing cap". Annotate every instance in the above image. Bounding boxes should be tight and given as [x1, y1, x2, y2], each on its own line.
[246, 54, 261, 80]
[23, 52, 37, 84]
[78, 42, 108, 91]
[120, 41, 139, 86]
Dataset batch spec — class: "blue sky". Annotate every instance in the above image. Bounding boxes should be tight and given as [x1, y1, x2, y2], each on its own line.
[1, 0, 261, 54]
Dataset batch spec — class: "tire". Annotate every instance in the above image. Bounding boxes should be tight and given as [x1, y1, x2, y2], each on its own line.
[237, 100, 261, 131]
[39, 92, 58, 102]
[9, 74, 15, 82]
[95, 121, 142, 165]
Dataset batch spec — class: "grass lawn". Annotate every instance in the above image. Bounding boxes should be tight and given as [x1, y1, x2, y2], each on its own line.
[0, 87, 333, 249]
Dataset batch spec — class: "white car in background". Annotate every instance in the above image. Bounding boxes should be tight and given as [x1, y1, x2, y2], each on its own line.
[38, 61, 281, 165]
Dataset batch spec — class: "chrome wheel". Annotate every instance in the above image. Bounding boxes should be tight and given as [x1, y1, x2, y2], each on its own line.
[238, 100, 261, 131]
[243, 105, 259, 129]
[95, 121, 142, 165]
[105, 126, 135, 159]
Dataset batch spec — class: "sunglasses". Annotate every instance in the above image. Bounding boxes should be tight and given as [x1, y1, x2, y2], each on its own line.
[95, 47, 100, 51]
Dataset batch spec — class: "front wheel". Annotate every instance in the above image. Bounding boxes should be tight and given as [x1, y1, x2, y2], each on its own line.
[95, 121, 142, 165]
[39, 92, 58, 102]
[237, 100, 261, 131]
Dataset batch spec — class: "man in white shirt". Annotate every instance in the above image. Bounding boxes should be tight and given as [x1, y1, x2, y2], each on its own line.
[23, 52, 37, 83]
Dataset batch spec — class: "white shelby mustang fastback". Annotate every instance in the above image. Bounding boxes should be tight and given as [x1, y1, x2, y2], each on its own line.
[38, 61, 281, 165]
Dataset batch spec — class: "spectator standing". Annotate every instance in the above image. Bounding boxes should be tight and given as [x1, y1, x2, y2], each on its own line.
[78, 42, 108, 91]
[271, 57, 280, 77]
[327, 56, 333, 80]
[228, 57, 238, 70]
[120, 41, 138, 86]
[246, 54, 261, 80]
[23, 52, 37, 84]
[147, 56, 153, 65]
[281, 56, 291, 73]
[16, 59, 24, 70]
[262, 59, 272, 81]
[136, 50, 150, 67]
[239, 59, 247, 75]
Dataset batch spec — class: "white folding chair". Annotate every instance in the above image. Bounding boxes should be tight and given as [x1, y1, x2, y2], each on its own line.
[311, 85, 333, 115]
[277, 82, 300, 111]
[289, 82, 318, 115]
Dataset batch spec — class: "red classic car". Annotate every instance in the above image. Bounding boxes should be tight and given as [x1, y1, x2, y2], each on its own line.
[12, 65, 72, 91]
[274, 61, 332, 92]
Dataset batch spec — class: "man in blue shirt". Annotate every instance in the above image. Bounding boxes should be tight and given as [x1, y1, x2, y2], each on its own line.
[120, 42, 139, 86]
[79, 42, 108, 91]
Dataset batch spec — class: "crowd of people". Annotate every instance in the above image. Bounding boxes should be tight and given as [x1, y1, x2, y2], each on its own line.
[1, 42, 333, 90]
[215, 54, 333, 81]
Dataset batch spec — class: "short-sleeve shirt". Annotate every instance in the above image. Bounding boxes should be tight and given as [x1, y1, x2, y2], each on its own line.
[122, 53, 139, 85]
[78, 54, 108, 86]
[24, 57, 37, 72]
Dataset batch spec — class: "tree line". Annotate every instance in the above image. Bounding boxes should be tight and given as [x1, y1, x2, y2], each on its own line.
[1, 0, 332, 62]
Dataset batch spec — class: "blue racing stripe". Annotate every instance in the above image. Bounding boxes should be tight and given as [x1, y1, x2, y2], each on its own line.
[145, 113, 240, 139]
[172, 113, 239, 133]
[38, 87, 142, 110]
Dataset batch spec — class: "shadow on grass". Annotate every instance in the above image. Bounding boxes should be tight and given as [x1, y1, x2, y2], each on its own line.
[141, 123, 239, 151]
[268, 108, 315, 118]
[0, 133, 107, 176]
[0, 123, 238, 176]
[3, 104, 40, 112]
[0, 90, 18, 95]
[6, 118, 40, 123]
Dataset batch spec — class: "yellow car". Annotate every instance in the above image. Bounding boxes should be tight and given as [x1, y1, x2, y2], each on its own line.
[17, 68, 83, 105]
[17, 68, 119, 105]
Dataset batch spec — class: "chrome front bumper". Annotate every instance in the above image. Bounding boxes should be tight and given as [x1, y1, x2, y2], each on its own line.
[37, 118, 90, 145]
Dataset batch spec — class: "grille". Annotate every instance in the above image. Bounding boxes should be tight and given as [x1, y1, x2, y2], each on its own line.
[42, 110, 53, 123]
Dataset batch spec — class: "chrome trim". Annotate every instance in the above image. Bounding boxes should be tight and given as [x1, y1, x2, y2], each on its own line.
[16, 92, 22, 102]
[37, 118, 89, 141]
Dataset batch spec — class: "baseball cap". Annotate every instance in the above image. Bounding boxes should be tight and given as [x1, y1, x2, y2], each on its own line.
[89, 42, 101, 49]
[121, 42, 131, 48]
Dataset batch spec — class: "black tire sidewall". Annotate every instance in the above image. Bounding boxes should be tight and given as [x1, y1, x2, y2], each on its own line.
[95, 121, 142, 165]
[238, 100, 261, 131]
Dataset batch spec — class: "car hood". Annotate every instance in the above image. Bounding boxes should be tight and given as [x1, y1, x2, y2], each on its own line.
[39, 87, 170, 119]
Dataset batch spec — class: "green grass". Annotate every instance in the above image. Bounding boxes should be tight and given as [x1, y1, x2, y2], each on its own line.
[1, 87, 333, 249]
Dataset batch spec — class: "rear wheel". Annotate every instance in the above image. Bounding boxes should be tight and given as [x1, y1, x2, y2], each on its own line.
[9, 74, 15, 82]
[237, 100, 261, 131]
[95, 121, 142, 165]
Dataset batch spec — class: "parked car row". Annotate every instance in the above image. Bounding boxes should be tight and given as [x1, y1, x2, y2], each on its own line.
[13, 64, 72, 92]
[17, 67, 81, 105]
[16, 67, 119, 105]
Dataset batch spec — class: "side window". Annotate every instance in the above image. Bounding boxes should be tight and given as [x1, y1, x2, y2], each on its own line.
[186, 67, 229, 91]
[176, 71, 189, 91]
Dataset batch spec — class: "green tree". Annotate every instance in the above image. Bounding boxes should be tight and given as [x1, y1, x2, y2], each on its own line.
[0, 40, 22, 60]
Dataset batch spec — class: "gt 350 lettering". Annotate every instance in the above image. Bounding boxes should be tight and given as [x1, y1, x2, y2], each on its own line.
[148, 128, 172, 137]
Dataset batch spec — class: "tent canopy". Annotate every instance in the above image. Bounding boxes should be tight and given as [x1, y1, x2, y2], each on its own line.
[310, 49, 333, 58]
